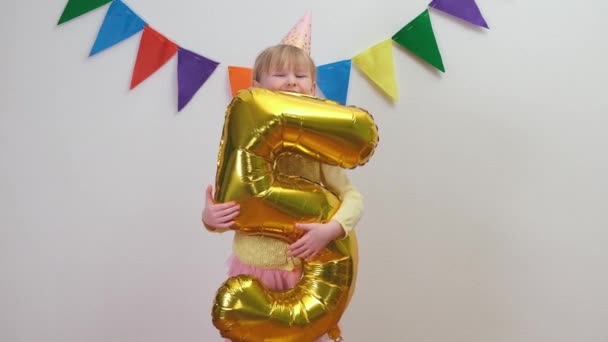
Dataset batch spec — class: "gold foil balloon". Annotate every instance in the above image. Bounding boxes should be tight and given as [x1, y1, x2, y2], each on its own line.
[211, 88, 379, 341]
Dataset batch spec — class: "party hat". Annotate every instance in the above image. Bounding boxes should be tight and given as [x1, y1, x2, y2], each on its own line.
[280, 11, 312, 55]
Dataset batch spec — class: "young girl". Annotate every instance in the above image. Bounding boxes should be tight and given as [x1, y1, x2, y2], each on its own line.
[202, 44, 363, 340]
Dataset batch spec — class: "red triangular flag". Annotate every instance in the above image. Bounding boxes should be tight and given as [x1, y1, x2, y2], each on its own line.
[130, 26, 178, 89]
[228, 66, 253, 96]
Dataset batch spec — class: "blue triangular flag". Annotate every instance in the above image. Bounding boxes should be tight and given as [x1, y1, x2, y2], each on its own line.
[317, 60, 351, 105]
[177, 48, 219, 111]
[89, 0, 146, 56]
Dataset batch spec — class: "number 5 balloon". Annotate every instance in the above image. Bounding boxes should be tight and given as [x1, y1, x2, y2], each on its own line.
[210, 88, 379, 341]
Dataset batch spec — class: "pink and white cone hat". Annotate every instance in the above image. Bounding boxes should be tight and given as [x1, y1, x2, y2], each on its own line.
[280, 11, 312, 55]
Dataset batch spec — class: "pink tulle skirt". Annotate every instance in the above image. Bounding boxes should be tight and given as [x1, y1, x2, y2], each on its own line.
[227, 255, 302, 291]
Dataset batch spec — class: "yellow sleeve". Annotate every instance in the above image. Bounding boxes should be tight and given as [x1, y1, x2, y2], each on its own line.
[321, 164, 364, 237]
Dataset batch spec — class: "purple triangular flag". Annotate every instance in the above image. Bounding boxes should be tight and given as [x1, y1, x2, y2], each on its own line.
[177, 48, 219, 111]
[428, 0, 489, 29]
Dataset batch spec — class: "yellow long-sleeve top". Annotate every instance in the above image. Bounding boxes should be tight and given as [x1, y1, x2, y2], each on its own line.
[210, 153, 364, 271]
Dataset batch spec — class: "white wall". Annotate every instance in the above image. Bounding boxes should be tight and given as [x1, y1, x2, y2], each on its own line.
[2, 0, 608, 341]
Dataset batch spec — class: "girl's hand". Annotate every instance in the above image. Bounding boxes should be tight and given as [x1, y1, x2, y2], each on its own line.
[202, 185, 240, 230]
[287, 220, 344, 260]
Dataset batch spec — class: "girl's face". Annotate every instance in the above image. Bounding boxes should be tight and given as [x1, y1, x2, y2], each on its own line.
[254, 65, 316, 96]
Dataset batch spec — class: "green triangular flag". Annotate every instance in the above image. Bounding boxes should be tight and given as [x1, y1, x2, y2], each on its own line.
[392, 9, 445, 72]
[57, 0, 113, 25]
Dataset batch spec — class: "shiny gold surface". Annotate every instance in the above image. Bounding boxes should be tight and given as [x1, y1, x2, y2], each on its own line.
[211, 88, 379, 341]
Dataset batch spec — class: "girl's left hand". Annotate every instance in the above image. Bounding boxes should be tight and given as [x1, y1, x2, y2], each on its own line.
[287, 220, 344, 260]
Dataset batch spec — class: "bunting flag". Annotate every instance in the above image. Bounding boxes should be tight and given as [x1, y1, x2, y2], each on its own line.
[57, 0, 112, 25]
[59, 0, 491, 110]
[228, 66, 253, 96]
[428, 0, 489, 29]
[177, 48, 219, 111]
[352, 39, 398, 101]
[317, 60, 351, 105]
[392, 10, 445, 72]
[131, 26, 178, 89]
[90, 0, 146, 56]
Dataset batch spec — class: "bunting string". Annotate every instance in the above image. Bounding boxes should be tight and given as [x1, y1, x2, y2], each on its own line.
[57, 0, 489, 111]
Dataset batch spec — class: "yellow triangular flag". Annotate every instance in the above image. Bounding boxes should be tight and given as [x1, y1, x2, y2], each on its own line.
[352, 39, 398, 101]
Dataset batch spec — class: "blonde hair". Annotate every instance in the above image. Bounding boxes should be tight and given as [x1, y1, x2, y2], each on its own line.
[253, 44, 317, 82]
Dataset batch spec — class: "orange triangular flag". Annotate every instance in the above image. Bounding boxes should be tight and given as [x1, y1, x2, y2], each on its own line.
[130, 26, 178, 89]
[228, 66, 253, 96]
[352, 39, 398, 100]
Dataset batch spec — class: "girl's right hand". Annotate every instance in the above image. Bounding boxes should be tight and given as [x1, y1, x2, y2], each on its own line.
[202, 185, 240, 230]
